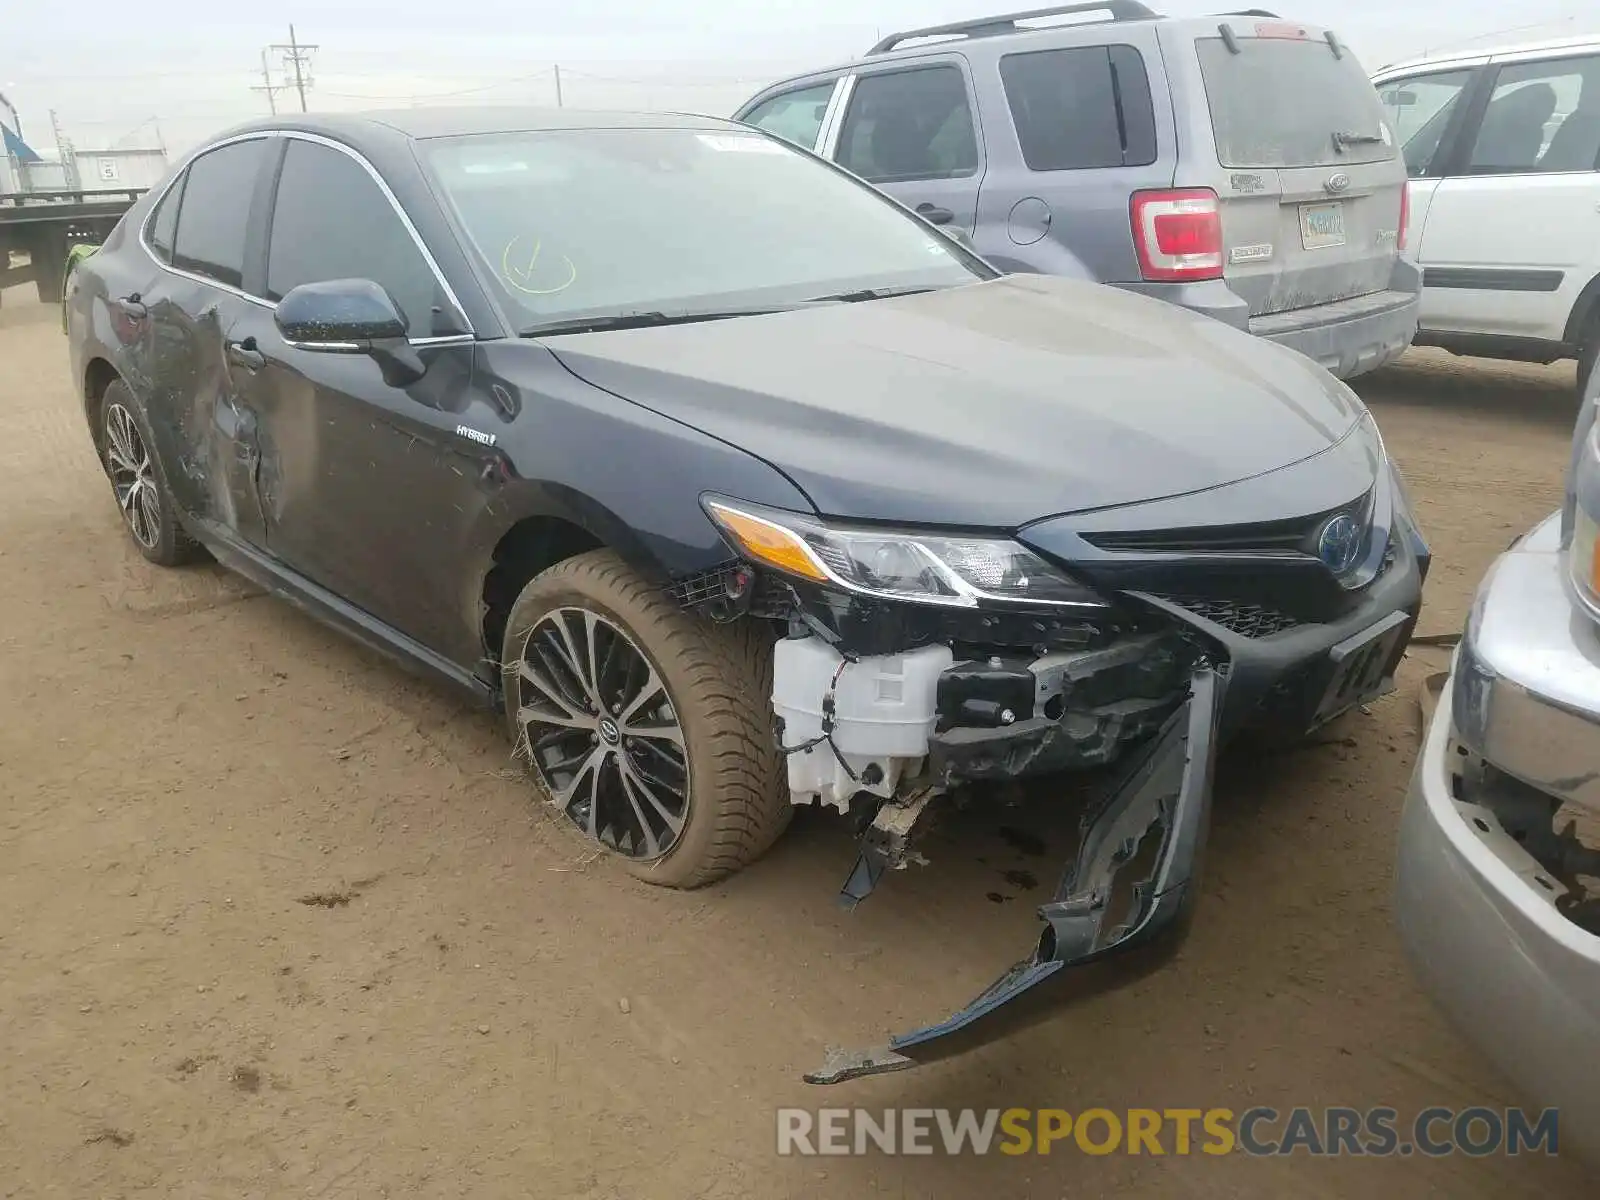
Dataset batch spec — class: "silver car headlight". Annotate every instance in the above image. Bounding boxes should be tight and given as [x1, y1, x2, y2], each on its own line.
[703, 497, 1109, 610]
[1566, 414, 1600, 614]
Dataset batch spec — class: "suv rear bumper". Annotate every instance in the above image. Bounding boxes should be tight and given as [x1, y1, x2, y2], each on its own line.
[1118, 260, 1421, 380]
[1250, 288, 1419, 380]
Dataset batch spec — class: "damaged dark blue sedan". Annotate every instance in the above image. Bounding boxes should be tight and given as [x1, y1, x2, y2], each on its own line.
[64, 107, 1429, 1082]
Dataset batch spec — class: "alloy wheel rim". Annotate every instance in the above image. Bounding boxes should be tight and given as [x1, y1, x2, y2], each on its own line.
[513, 607, 690, 860]
[104, 402, 161, 550]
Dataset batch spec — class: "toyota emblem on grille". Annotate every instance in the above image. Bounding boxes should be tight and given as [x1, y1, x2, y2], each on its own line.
[1317, 514, 1363, 574]
[1325, 172, 1351, 194]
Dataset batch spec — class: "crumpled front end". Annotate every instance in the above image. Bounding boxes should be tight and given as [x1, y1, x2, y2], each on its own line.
[670, 433, 1426, 1079]
[809, 666, 1222, 1082]
[1397, 511, 1600, 1163]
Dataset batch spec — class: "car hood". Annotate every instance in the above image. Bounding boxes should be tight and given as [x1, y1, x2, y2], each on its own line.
[543, 274, 1368, 528]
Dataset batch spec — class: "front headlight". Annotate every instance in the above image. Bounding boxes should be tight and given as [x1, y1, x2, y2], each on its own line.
[703, 497, 1109, 610]
[1571, 506, 1600, 609]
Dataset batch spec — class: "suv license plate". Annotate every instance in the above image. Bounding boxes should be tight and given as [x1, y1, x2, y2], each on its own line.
[1310, 611, 1409, 728]
[1299, 201, 1347, 250]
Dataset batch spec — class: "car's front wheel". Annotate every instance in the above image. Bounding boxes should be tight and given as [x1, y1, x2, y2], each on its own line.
[501, 549, 790, 888]
[99, 380, 203, 567]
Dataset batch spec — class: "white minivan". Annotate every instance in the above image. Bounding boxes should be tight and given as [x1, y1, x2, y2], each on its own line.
[1373, 36, 1600, 393]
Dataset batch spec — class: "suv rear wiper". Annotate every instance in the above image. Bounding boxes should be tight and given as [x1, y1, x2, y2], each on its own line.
[1332, 130, 1385, 151]
[519, 307, 782, 337]
[802, 285, 940, 304]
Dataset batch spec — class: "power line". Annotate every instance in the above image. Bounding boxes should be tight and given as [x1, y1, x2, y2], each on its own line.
[250, 48, 289, 115]
[266, 24, 318, 112]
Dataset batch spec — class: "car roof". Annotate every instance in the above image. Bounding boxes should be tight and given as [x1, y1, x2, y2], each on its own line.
[211, 106, 745, 144]
[743, 7, 1336, 95]
[1374, 33, 1600, 78]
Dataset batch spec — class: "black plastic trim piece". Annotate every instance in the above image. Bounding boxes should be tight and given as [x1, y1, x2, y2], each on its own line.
[1423, 267, 1564, 293]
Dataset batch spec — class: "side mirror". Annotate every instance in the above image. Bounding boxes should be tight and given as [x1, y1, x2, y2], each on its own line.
[274, 278, 425, 386]
[274, 278, 408, 345]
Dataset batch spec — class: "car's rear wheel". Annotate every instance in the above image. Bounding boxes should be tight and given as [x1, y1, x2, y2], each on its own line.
[100, 380, 203, 567]
[501, 549, 790, 888]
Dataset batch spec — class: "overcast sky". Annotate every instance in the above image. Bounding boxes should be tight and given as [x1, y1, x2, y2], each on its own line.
[3, 0, 1594, 156]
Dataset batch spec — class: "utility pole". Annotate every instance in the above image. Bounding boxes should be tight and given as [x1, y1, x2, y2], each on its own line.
[267, 24, 318, 112]
[250, 48, 288, 114]
[553, 63, 563, 108]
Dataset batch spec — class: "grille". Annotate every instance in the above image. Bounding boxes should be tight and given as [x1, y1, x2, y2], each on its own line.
[1159, 596, 1302, 639]
[668, 562, 788, 618]
[1083, 489, 1376, 560]
[668, 562, 744, 608]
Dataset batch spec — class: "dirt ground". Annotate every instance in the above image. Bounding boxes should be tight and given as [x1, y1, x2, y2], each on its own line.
[1, 286, 1593, 1198]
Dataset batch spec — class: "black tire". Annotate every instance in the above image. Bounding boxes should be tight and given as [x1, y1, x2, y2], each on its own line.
[99, 379, 204, 567]
[501, 549, 790, 889]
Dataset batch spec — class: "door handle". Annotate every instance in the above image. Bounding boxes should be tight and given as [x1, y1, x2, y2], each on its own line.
[916, 203, 955, 226]
[226, 337, 265, 371]
[115, 293, 147, 319]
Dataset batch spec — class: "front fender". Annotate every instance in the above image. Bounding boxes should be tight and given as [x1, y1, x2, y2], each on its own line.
[460, 339, 820, 659]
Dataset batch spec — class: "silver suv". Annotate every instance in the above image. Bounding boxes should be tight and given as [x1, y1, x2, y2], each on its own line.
[735, 2, 1421, 379]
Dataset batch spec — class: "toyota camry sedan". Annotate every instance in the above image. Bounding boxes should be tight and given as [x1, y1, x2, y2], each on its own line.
[65, 107, 1428, 1081]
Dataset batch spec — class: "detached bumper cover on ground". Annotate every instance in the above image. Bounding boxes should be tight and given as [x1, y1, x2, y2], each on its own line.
[809, 667, 1222, 1083]
[1397, 512, 1600, 1163]
[793, 472, 1427, 1081]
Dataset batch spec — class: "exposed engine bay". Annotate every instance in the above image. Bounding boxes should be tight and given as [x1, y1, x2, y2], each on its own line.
[670, 560, 1206, 907]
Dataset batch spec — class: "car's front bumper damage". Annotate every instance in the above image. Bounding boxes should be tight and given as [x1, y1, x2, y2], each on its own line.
[808, 666, 1222, 1083]
[1397, 512, 1600, 1162]
[669, 456, 1428, 1082]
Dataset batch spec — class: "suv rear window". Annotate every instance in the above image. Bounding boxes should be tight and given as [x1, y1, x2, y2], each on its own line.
[1196, 34, 1396, 169]
[1000, 45, 1157, 170]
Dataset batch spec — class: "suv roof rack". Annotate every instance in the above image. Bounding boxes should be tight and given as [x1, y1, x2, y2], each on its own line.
[866, 2, 1162, 56]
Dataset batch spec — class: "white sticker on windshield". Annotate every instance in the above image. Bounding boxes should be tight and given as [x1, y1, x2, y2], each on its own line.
[1380, 121, 1393, 146]
[696, 133, 786, 154]
[460, 158, 530, 174]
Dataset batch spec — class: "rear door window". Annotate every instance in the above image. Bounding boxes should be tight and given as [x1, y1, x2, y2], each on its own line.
[1196, 33, 1396, 169]
[1467, 55, 1600, 175]
[266, 138, 440, 337]
[170, 138, 269, 289]
[1378, 70, 1475, 177]
[836, 65, 979, 183]
[742, 82, 835, 150]
[145, 174, 184, 263]
[1000, 44, 1157, 170]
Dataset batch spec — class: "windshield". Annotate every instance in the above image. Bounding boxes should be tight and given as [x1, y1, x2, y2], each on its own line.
[420, 127, 988, 331]
[1196, 35, 1397, 169]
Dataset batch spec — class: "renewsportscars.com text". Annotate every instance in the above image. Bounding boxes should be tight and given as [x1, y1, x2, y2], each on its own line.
[776, 1106, 1560, 1158]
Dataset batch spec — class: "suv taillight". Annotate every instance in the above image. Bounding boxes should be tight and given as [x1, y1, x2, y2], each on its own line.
[1131, 189, 1224, 282]
[1398, 182, 1410, 252]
